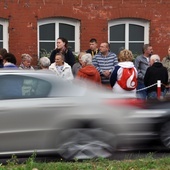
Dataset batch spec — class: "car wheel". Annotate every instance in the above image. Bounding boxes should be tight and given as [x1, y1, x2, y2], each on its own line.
[160, 121, 170, 149]
[56, 128, 116, 160]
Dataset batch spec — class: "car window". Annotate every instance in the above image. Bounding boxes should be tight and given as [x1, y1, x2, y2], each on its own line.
[0, 75, 51, 99]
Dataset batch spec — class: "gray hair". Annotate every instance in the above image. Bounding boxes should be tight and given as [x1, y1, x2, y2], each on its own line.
[81, 53, 92, 65]
[55, 53, 65, 61]
[21, 53, 32, 61]
[39, 57, 51, 68]
[150, 54, 160, 62]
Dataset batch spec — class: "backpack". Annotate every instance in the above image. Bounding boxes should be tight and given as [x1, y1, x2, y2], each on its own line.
[117, 67, 137, 91]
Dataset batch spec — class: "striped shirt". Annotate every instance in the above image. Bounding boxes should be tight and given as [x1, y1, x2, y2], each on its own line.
[92, 52, 118, 84]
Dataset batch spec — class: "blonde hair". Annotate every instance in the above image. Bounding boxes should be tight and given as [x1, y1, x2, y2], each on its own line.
[118, 49, 134, 62]
[21, 53, 32, 61]
[78, 52, 86, 59]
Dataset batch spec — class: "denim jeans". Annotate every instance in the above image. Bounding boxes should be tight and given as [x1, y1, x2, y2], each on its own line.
[147, 91, 166, 99]
[136, 82, 147, 100]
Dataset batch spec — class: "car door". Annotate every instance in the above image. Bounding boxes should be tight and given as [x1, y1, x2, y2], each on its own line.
[0, 74, 77, 154]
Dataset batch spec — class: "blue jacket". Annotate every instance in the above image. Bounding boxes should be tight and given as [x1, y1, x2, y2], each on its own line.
[3, 63, 18, 69]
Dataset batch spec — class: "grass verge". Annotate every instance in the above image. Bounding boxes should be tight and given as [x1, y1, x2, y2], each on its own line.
[1, 153, 170, 170]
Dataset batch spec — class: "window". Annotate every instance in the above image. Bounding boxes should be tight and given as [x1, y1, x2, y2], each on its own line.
[38, 18, 80, 57]
[0, 19, 9, 50]
[108, 19, 149, 55]
[0, 75, 51, 99]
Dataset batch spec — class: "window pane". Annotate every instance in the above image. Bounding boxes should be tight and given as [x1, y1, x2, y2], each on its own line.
[0, 25, 3, 40]
[0, 75, 51, 99]
[39, 23, 55, 40]
[0, 42, 3, 48]
[110, 24, 125, 41]
[39, 42, 55, 57]
[129, 43, 144, 55]
[68, 42, 75, 51]
[34, 79, 51, 97]
[0, 75, 23, 99]
[129, 24, 144, 41]
[59, 23, 75, 40]
[110, 43, 125, 55]
[22, 78, 51, 98]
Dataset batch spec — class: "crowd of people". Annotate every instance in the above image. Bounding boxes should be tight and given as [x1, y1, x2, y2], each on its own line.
[0, 37, 170, 100]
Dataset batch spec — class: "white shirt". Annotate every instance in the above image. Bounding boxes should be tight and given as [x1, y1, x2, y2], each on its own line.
[49, 62, 74, 81]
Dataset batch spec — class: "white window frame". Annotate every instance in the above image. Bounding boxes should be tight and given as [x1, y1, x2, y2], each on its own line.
[108, 18, 149, 49]
[0, 19, 9, 51]
[38, 18, 80, 57]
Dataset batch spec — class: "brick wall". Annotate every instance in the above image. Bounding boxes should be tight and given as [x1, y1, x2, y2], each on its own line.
[0, 0, 170, 66]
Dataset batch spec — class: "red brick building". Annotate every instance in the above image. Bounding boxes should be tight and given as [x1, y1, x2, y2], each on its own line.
[0, 0, 170, 66]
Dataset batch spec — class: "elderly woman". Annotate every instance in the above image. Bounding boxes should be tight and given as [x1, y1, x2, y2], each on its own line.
[19, 53, 34, 70]
[76, 53, 101, 84]
[39, 57, 51, 69]
[110, 49, 137, 96]
[49, 53, 74, 81]
[72, 52, 86, 77]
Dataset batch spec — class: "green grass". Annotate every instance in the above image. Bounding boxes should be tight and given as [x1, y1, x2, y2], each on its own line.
[1, 154, 170, 170]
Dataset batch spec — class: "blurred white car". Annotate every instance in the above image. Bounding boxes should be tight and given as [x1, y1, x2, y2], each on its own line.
[0, 70, 169, 160]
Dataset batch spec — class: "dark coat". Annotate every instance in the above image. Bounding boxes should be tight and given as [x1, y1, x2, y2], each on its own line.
[144, 62, 168, 93]
[50, 49, 75, 67]
[86, 49, 99, 57]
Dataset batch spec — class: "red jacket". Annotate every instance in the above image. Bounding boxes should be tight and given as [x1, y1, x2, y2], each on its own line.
[76, 65, 101, 84]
